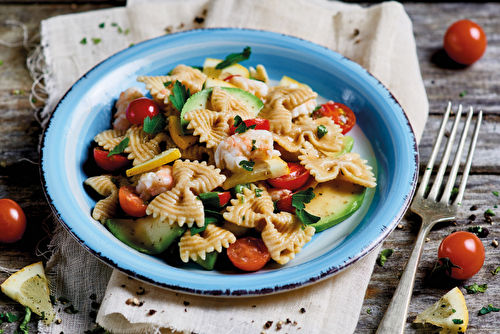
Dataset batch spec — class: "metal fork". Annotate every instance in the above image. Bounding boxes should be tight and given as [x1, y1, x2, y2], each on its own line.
[375, 102, 483, 334]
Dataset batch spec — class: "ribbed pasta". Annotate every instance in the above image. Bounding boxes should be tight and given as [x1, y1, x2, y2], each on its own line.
[94, 129, 126, 151]
[124, 126, 170, 166]
[179, 224, 236, 262]
[84, 175, 119, 223]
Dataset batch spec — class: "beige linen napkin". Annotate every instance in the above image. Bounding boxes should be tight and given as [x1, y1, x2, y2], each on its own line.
[38, 1, 428, 333]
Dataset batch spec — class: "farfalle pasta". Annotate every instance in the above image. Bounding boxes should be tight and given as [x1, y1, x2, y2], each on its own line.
[84, 48, 376, 272]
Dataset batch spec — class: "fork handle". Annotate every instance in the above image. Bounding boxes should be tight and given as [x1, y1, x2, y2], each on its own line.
[375, 220, 434, 334]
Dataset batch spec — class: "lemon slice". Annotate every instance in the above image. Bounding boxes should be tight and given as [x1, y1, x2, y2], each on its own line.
[1, 261, 55, 324]
[202, 57, 250, 79]
[413, 287, 468, 334]
[278, 75, 312, 90]
[126, 148, 181, 177]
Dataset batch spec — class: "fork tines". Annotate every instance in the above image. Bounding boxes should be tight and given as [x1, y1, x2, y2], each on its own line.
[416, 102, 483, 205]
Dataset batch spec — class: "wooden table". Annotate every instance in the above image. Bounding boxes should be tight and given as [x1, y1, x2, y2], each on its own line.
[1, 2, 499, 333]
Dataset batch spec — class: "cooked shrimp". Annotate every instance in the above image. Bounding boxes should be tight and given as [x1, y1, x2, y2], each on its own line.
[214, 129, 280, 172]
[113, 87, 143, 130]
[291, 98, 317, 118]
[135, 165, 174, 200]
[268, 188, 292, 202]
[226, 76, 269, 99]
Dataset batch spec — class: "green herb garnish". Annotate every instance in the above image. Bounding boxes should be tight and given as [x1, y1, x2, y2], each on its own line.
[479, 304, 500, 316]
[0, 60, 3, 66]
[190, 210, 223, 235]
[493, 191, 499, 197]
[169, 81, 190, 112]
[215, 47, 251, 69]
[459, 90, 467, 98]
[239, 160, 255, 171]
[464, 283, 487, 294]
[485, 209, 496, 216]
[492, 266, 500, 275]
[0, 312, 19, 323]
[107, 137, 129, 157]
[99, 23, 105, 28]
[80, 38, 87, 45]
[452, 319, 464, 324]
[291, 188, 321, 225]
[91, 38, 102, 45]
[377, 249, 394, 266]
[317, 125, 328, 139]
[451, 187, 459, 196]
[143, 113, 166, 134]
[255, 188, 263, 197]
[163, 80, 173, 88]
[16, 306, 30, 334]
[233, 115, 256, 134]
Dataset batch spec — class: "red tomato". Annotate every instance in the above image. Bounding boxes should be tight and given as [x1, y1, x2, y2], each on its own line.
[0, 199, 27, 243]
[93, 147, 130, 172]
[227, 237, 271, 271]
[438, 231, 485, 280]
[229, 118, 270, 135]
[276, 193, 294, 214]
[444, 19, 487, 65]
[267, 163, 310, 191]
[217, 191, 232, 207]
[126, 97, 160, 125]
[223, 75, 241, 82]
[312, 101, 356, 135]
[119, 186, 147, 217]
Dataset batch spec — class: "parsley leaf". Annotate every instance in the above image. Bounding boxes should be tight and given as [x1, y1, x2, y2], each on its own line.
[16, 306, 30, 334]
[143, 113, 166, 134]
[233, 115, 256, 134]
[169, 81, 190, 112]
[291, 188, 320, 225]
[91, 38, 102, 45]
[493, 191, 499, 197]
[107, 137, 129, 157]
[0, 312, 19, 323]
[99, 23, 105, 29]
[317, 125, 328, 139]
[190, 210, 223, 235]
[485, 208, 496, 216]
[479, 304, 500, 316]
[80, 38, 87, 45]
[255, 188, 263, 197]
[492, 266, 500, 275]
[377, 249, 394, 266]
[239, 160, 255, 171]
[452, 319, 464, 324]
[464, 283, 488, 294]
[215, 47, 251, 69]
[296, 208, 321, 225]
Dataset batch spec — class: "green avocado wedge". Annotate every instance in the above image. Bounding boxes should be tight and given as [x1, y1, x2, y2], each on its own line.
[105, 216, 187, 255]
[180, 87, 264, 135]
[305, 179, 366, 233]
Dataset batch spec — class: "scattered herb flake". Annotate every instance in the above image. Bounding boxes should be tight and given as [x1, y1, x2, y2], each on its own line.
[255, 188, 263, 197]
[99, 23, 105, 28]
[111, 23, 118, 27]
[239, 160, 255, 172]
[468, 225, 489, 238]
[485, 209, 496, 216]
[459, 91, 467, 97]
[479, 304, 500, 316]
[80, 38, 87, 45]
[169, 81, 190, 112]
[493, 191, 499, 197]
[215, 46, 251, 69]
[163, 80, 173, 88]
[0, 312, 19, 323]
[317, 125, 328, 139]
[251, 139, 257, 151]
[452, 319, 464, 324]
[377, 249, 394, 266]
[232, 115, 256, 134]
[492, 266, 500, 275]
[0, 60, 3, 66]
[16, 306, 30, 334]
[464, 283, 488, 294]
[124, 28, 130, 35]
[451, 187, 459, 196]
[143, 114, 166, 134]
[107, 137, 129, 157]
[92, 38, 102, 45]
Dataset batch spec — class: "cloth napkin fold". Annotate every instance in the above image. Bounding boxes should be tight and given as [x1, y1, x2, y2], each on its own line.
[38, 1, 428, 333]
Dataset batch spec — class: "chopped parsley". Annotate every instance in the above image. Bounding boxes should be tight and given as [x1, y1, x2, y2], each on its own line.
[215, 47, 251, 69]
[0, 60, 3, 66]
[107, 137, 129, 157]
[377, 249, 394, 266]
[239, 160, 255, 171]
[291, 188, 321, 225]
[464, 283, 487, 294]
[16, 307, 30, 334]
[80, 38, 87, 45]
[317, 125, 328, 139]
[251, 139, 257, 151]
[233, 115, 256, 134]
[492, 266, 500, 275]
[451, 187, 459, 196]
[0, 312, 19, 323]
[452, 319, 464, 324]
[468, 225, 489, 238]
[459, 90, 467, 97]
[99, 23, 105, 28]
[163, 80, 173, 88]
[143, 113, 166, 134]
[255, 188, 263, 197]
[169, 81, 190, 112]
[190, 210, 223, 235]
[478, 304, 500, 316]
[485, 208, 496, 216]
[493, 191, 499, 197]
[91, 38, 102, 45]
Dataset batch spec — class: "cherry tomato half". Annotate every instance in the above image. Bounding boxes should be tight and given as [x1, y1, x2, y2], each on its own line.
[93, 147, 130, 172]
[229, 118, 270, 135]
[126, 97, 160, 125]
[438, 231, 485, 280]
[223, 75, 242, 82]
[119, 186, 147, 217]
[276, 193, 295, 214]
[0, 199, 27, 243]
[444, 19, 487, 65]
[267, 162, 310, 191]
[217, 191, 232, 207]
[312, 101, 356, 135]
[227, 236, 271, 271]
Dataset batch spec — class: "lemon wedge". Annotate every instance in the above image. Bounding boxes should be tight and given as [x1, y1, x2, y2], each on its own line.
[126, 148, 181, 177]
[1, 261, 55, 324]
[278, 75, 312, 90]
[413, 287, 468, 334]
[202, 57, 250, 79]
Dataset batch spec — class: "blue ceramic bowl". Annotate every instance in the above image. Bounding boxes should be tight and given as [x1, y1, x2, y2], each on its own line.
[40, 28, 418, 296]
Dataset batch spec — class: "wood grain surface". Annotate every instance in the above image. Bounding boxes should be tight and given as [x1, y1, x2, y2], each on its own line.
[0, 2, 499, 333]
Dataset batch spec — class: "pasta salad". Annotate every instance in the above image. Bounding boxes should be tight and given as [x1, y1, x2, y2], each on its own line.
[84, 48, 376, 272]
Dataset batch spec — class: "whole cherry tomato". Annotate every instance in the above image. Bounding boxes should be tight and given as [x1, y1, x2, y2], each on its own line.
[444, 19, 487, 65]
[438, 231, 485, 280]
[0, 199, 27, 243]
[312, 101, 356, 135]
[229, 118, 270, 135]
[93, 147, 130, 172]
[227, 236, 271, 271]
[119, 186, 147, 217]
[267, 162, 310, 191]
[126, 97, 160, 125]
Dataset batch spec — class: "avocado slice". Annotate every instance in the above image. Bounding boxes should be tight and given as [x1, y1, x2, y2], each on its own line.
[305, 179, 366, 232]
[335, 136, 354, 157]
[105, 216, 187, 255]
[194, 251, 218, 270]
[180, 87, 264, 134]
